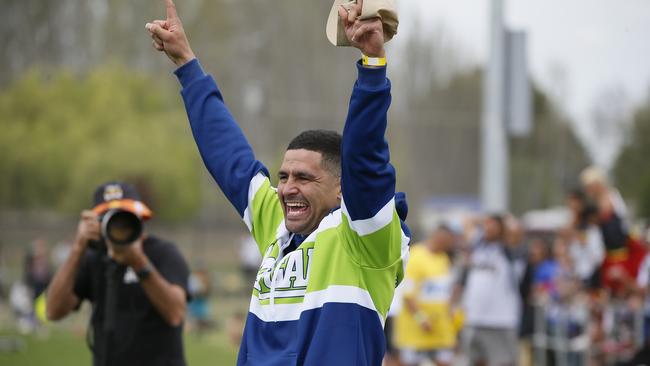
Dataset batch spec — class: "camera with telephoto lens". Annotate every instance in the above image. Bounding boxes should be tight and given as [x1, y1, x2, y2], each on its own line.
[101, 209, 143, 245]
[88, 209, 143, 250]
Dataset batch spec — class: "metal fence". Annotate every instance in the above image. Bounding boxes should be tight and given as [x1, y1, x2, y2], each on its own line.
[531, 299, 645, 365]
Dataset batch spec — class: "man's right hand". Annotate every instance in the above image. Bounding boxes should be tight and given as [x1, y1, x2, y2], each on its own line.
[337, 0, 385, 58]
[75, 210, 101, 251]
[145, 0, 196, 67]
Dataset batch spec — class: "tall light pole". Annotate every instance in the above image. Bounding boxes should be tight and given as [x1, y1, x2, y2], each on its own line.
[480, 0, 509, 212]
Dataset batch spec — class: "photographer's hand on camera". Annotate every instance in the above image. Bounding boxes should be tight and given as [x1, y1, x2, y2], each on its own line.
[46, 209, 99, 321]
[107, 237, 148, 269]
[74, 210, 100, 252]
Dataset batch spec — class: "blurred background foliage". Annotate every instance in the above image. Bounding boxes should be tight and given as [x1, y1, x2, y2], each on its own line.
[0, 0, 646, 225]
[0, 0, 604, 225]
[0, 65, 201, 221]
[614, 95, 650, 218]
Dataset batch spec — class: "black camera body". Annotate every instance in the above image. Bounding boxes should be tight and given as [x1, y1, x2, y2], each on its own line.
[88, 209, 143, 250]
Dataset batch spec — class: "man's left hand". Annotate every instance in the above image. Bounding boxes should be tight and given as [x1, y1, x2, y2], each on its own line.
[338, 0, 385, 58]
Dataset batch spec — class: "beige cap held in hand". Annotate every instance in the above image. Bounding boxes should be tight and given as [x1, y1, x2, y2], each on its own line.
[326, 0, 399, 47]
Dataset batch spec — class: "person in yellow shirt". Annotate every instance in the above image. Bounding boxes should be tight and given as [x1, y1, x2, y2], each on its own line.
[395, 225, 458, 366]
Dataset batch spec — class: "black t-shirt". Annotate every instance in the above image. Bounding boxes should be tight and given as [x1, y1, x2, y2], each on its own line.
[74, 235, 190, 366]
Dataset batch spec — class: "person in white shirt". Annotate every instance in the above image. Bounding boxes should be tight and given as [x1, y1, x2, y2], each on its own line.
[457, 214, 520, 366]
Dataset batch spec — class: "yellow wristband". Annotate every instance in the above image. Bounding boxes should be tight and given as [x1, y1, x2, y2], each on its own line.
[362, 55, 387, 67]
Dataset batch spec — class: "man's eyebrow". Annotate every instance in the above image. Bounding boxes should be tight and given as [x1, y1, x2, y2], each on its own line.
[277, 170, 316, 180]
[295, 171, 316, 179]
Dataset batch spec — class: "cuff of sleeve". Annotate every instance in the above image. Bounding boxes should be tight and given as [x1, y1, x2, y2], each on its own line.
[174, 58, 205, 89]
[356, 60, 387, 89]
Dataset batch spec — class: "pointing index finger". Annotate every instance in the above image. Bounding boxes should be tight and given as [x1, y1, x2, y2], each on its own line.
[166, 0, 177, 19]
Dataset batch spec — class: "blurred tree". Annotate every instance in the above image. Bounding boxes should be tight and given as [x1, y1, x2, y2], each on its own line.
[390, 21, 590, 215]
[588, 86, 631, 169]
[0, 0, 593, 223]
[613, 91, 650, 217]
[509, 87, 591, 214]
[0, 65, 202, 221]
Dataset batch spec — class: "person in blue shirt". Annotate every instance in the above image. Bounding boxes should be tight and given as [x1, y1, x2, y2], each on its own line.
[145, 1, 410, 365]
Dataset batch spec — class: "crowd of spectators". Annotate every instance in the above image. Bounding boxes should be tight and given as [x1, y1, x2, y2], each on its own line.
[385, 166, 650, 366]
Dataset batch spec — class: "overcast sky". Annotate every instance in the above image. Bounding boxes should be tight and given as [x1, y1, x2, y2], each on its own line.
[397, 0, 650, 167]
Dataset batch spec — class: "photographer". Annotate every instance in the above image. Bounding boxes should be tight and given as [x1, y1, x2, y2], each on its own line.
[46, 182, 190, 366]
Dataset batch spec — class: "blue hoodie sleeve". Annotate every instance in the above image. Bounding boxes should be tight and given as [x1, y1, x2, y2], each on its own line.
[341, 62, 397, 222]
[175, 59, 269, 218]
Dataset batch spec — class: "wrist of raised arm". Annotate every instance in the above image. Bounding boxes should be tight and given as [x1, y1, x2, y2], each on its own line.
[174, 58, 204, 88]
[356, 61, 388, 89]
[361, 54, 387, 68]
[362, 47, 386, 58]
[174, 50, 197, 68]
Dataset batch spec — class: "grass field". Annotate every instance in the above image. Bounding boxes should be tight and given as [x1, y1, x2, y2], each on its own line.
[0, 327, 239, 365]
[0, 246, 250, 365]
[0, 291, 244, 366]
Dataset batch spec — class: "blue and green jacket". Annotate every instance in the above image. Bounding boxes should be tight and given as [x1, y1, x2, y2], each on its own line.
[175, 59, 410, 366]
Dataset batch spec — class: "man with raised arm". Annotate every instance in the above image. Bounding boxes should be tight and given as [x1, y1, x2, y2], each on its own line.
[146, 0, 410, 364]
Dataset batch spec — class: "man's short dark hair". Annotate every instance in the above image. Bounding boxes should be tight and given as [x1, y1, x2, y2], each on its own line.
[287, 130, 341, 177]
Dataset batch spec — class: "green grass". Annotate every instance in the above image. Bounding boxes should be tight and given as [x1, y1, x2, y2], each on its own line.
[0, 328, 238, 365]
[186, 331, 239, 365]
[0, 329, 92, 366]
[0, 259, 247, 365]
